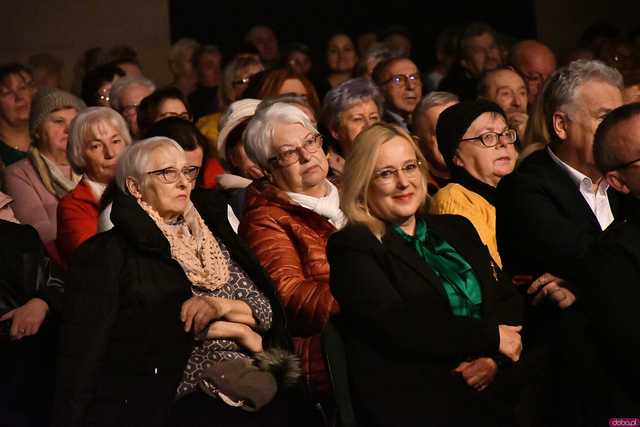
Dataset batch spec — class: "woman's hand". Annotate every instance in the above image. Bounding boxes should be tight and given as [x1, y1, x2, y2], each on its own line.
[207, 320, 263, 353]
[498, 324, 522, 362]
[454, 357, 497, 391]
[181, 296, 223, 334]
[205, 296, 257, 328]
[0, 298, 49, 340]
[528, 273, 576, 309]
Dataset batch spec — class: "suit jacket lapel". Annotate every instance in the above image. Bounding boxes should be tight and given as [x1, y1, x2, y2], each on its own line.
[382, 231, 448, 302]
[540, 150, 602, 230]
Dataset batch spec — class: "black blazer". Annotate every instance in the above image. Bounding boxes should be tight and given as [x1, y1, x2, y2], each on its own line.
[496, 148, 624, 283]
[327, 214, 523, 427]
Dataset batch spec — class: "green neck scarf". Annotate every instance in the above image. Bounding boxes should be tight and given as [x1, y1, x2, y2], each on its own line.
[392, 218, 483, 319]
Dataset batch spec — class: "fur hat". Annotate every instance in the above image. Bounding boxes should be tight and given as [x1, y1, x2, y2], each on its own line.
[29, 88, 86, 137]
[435, 99, 505, 169]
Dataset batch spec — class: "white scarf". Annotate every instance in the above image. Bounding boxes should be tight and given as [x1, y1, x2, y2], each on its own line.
[286, 180, 347, 229]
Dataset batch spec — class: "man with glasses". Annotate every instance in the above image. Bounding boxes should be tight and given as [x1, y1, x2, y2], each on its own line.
[109, 76, 156, 140]
[0, 63, 33, 167]
[508, 40, 557, 111]
[584, 102, 640, 416]
[439, 23, 503, 101]
[495, 59, 625, 425]
[372, 56, 422, 131]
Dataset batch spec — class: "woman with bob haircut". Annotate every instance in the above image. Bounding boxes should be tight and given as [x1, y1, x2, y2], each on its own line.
[56, 107, 132, 260]
[240, 102, 344, 405]
[243, 67, 321, 115]
[327, 122, 524, 426]
[53, 137, 299, 427]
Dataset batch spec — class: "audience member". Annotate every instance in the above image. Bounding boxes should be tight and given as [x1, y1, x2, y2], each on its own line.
[430, 100, 518, 267]
[316, 33, 358, 98]
[240, 103, 343, 406]
[508, 40, 557, 110]
[412, 91, 459, 192]
[353, 43, 393, 80]
[244, 67, 321, 114]
[106, 45, 144, 77]
[109, 76, 156, 139]
[245, 25, 280, 67]
[197, 53, 263, 151]
[425, 27, 460, 91]
[80, 63, 125, 107]
[587, 102, 640, 415]
[53, 137, 298, 426]
[380, 25, 412, 57]
[477, 67, 528, 138]
[439, 22, 503, 100]
[137, 86, 192, 138]
[320, 77, 382, 178]
[27, 53, 63, 91]
[57, 107, 132, 260]
[372, 56, 422, 131]
[189, 45, 223, 120]
[283, 43, 313, 77]
[3, 88, 85, 242]
[169, 38, 201, 97]
[0, 64, 33, 167]
[328, 122, 523, 426]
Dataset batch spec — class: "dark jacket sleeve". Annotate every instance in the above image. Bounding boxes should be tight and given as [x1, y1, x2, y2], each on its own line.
[496, 172, 597, 281]
[52, 234, 124, 427]
[327, 226, 499, 362]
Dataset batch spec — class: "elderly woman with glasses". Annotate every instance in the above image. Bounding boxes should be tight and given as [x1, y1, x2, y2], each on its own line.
[240, 102, 344, 405]
[56, 107, 132, 261]
[53, 137, 296, 427]
[429, 100, 518, 268]
[327, 122, 524, 426]
[320, 77, 383, 178]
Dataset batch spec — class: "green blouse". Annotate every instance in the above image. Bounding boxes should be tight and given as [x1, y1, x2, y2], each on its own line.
[392, 218, 483, 319]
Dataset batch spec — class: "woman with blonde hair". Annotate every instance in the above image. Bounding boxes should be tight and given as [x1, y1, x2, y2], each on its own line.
[328, 122, 524, 426]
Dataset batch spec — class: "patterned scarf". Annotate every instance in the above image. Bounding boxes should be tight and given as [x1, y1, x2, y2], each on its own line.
[138, 199, 230, 290]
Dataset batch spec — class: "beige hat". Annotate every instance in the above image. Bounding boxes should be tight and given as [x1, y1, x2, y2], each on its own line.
[29, 88, 86, 137]
[217, 98, 261, 160]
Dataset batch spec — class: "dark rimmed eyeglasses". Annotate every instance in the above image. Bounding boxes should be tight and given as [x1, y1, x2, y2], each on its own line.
[268, 133, 323, 167]
[460, 128, 518, 148]
[146, 166, 200, 184]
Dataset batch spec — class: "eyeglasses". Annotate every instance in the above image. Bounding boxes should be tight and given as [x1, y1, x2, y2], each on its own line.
[146, 166, 200, 184]
[268, 133, 323, 167]
[460, 128, 518, 148]
[381, 73, 422, 87]
[373, 160, 422, 185]
[232, 76, 252, 86]
[157, 111, 192, 121]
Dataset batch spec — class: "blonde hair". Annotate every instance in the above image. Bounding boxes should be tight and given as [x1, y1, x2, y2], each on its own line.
[341, 122, 429, 239]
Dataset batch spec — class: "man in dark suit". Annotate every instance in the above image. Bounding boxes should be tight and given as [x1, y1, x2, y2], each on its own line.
[583, 102, 640, 415]
[496, 60, 624, 283]
[495, 59, 625, 426]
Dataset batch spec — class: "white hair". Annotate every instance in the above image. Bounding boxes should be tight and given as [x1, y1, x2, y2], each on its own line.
[68, 106, 132, 174]
[415, 91, 460, 118]
[115, 136, 183, 194]
[169, 38, 200, 64]
[243, 102, 317, 169]
[109, 76, 156, 111]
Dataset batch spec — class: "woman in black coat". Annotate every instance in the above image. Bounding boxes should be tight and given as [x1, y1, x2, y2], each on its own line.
[327, 123, 524, 427]
[52, 137, 295, 427]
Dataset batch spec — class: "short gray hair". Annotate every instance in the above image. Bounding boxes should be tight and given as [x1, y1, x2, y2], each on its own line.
[115, 137, 183, 194]
[169, 38, 200, 64]
[68, 106, 132, 174]
[320, 77, 383, 133]
[109, 76, 156, 111]
[414, 91, 459, 118]
[354, 43, 393, 77]
[543, 59, 623, 140]
[244, 102, 317, 169]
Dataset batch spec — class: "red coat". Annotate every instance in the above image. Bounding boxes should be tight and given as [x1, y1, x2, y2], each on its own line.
[57, 178, 99, 262]
[240, 179, 339, 399]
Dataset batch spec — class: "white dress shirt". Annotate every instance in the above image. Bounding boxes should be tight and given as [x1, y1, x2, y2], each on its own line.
[547, 147, 614, 230]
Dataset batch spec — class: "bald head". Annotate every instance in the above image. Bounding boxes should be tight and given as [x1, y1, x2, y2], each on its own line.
[509, 40, 557, 107]
[594, 103, 640, 195]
